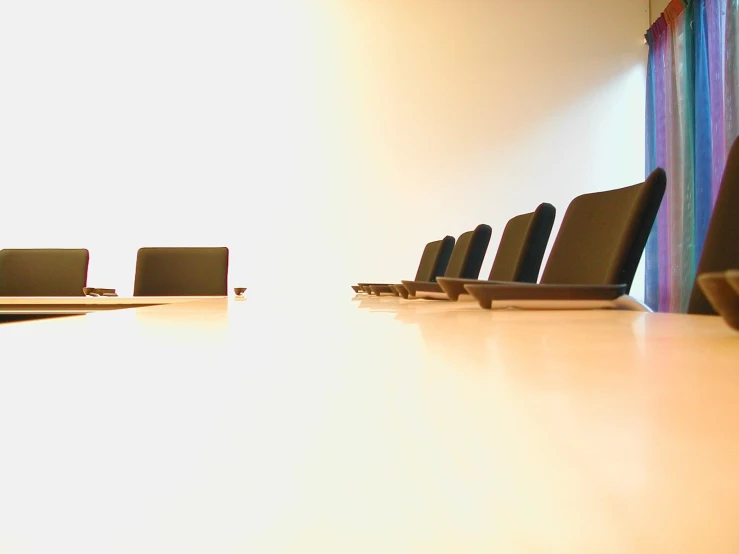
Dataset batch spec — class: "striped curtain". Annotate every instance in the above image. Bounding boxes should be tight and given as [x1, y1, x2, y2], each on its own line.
[645, 0, 739, 312]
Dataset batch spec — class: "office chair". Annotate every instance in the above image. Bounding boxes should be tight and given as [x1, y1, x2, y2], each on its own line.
[689, 136, 739, 315]
[133, 247, 229, 296]
[465, 168, 667, 309]
[691, 136, 739, 328]
[359, 236, 455, 296]
[0, 249, 89, 296]
[437, 203, 556, 300]
[401, 224, 493, 299]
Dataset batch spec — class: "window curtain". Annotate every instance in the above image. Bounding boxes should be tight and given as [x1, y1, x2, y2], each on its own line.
[645, 0, 739, 312]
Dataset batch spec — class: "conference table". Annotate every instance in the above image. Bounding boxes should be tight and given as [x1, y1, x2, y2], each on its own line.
[0, 293, 738, 553]
[0, 296, 227, 319]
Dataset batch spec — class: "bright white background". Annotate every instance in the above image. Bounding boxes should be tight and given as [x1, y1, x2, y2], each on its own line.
[0, 0, 650, 297]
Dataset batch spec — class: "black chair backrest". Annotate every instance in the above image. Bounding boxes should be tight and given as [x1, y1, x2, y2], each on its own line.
[444, 225, 493, 279]
[0, 249, 89, 296]
[414, 236, 455, 282]
[134, 247, 229, 296]
[688, 137, 739, 314]
[488, 203, 556, 282]
[540, 168, 666, 291]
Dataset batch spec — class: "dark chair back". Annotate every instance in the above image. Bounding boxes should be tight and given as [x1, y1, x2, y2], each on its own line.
[488, 203, 556, 282]
[414, 236, 455, 282]
[0, 249, 89, 296]
[444, 224, 493, 279]
[688, 137, 739, 314]
[540, 168, 666, 292]
[134, 247, 229, 296]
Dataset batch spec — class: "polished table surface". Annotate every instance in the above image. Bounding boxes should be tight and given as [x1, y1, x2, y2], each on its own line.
[0, 296, 230, 321]
[0, 296, 227, 312]
[1, 294, 738, 553]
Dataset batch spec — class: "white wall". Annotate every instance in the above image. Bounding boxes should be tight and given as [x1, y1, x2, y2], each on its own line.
[0, 0, 650, 297]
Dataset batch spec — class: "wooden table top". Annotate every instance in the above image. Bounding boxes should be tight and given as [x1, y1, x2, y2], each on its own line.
[0, 295, 228, 308]
[0, 294, 738, 554]
[0, 296, 231, 319]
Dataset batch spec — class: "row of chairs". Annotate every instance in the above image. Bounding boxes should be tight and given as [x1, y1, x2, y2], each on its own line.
[355, 135, 739, 315]
[0, 247, 229, 297]
[355, 167, 666, 305]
